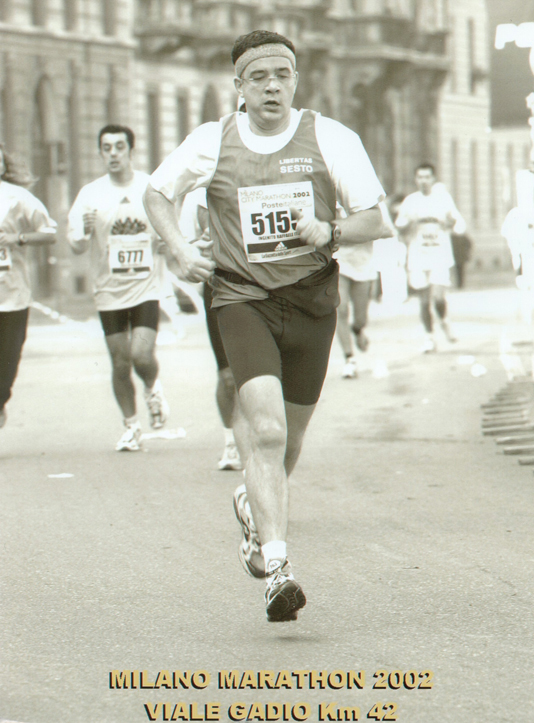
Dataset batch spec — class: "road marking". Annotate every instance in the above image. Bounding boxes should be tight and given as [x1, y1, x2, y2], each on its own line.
[141, 428, 186, 440]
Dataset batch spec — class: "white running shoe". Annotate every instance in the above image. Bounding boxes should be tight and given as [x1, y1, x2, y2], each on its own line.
[342, 357, 358, 378]
[145, 380, 170, 429]
[115, 423, 142, 452]
[421, 336, 436, 354]
[264, 558, 306, 623]
[218, 443, 243, 471]
[233, 484, 265, 578]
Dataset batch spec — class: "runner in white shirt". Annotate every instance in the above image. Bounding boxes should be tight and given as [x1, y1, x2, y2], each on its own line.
[144, 30, 388, 622]
[501, 205, 534, 324]
[373, 194, 408, 313]
[179, 188, 242, 471]
[67, 125, 169, 451]
[0, 144, 57, 429]
[395, 164, 466, 353]
[334, 204, 378, 378]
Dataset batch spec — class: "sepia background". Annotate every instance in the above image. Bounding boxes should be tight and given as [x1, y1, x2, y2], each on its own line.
[0, 0, 533, 312]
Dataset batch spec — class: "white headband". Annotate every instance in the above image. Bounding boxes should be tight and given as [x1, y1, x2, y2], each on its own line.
[235, 43, 296, 78]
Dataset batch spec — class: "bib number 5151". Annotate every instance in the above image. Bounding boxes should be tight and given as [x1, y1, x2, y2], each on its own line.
[251, 210, 295, 237]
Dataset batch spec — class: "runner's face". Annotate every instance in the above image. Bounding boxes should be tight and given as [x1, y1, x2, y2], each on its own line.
[235, 55, 298, 134]
[99, 133, 132, 175]
[415, 169, 435, 195]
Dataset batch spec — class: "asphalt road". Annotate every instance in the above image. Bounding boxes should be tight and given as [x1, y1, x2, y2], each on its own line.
[1, 287, 533, 723]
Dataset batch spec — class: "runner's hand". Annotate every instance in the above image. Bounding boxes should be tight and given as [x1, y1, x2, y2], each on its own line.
[83, 210, 97, 236]
[171, 242, 215, 283]
[192, 235, 214, 260]
[290, 208, 331, 248]
[0, 231, 18, 246]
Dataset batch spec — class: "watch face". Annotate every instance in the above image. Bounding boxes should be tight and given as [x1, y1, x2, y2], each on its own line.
[333, 225, 341, 241]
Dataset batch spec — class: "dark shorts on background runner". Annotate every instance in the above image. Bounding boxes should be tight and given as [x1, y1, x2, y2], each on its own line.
[216, 297, 337, 406]
[203, 283, 229, 371]
[0, 307, 29, 409]
[99, 300, 159, 336]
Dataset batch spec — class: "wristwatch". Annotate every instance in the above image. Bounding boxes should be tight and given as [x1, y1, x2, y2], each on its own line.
[17, 232, 27, 246]
[330, 222, 341, 243]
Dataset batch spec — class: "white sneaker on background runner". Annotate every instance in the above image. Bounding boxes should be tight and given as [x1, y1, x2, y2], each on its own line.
[115, 423, 142, 452]
[218, 443, 243, 471]
[421, 336, 436, 354]
[145, 379, 170, 429]
[342, 357, 358, 379]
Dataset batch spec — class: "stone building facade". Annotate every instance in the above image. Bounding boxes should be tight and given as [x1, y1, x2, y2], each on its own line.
[0, 0, 529, 302]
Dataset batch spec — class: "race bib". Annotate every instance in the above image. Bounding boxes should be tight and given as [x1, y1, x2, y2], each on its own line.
[238, 181, 316, 263]
[0, 246, 12, 274]
[417, 221, 441, 247]
[109, 233, 154, 279]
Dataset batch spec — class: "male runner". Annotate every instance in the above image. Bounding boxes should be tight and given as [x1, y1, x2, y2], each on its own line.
[144, 30, 386, 622]
[67, 124, 169, 451]
[334, 225, 376, 379]
[0, 143, 56, 429]
[395, 164, 466, 353]
[179, 188, 242, 470]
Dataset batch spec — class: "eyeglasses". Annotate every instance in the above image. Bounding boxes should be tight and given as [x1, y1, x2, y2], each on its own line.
[240, 72, 297, 88]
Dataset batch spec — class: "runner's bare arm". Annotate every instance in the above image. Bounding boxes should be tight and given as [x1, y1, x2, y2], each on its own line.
[291, 205, 390, 248]
[0, 230, 56, 247]
[143, 185, 215, 283]
[67, 210, 94, 255]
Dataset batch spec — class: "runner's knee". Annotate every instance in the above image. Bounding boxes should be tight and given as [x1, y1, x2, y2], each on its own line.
[248, 413, 286, 452]
[131, 348, 156, 376]
[111, 357, 132, 379]
[434, 298, 446, 318]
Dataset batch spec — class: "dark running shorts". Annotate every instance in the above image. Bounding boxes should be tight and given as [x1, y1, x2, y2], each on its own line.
[216, 296, 337, 406]
[203, 283, 229, 371]
[98, 300, 160, 336]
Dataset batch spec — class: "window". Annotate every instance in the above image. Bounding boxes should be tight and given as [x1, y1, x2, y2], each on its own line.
[106, 86, 119, 125]
[507, 143, 515, 209]
[467, 18, 476, 94]
[103, 0, 116, 36]
[147, 90, 161, 172]
[176, 90, 190, 145]
[488, 142, 497, 225]
[64, 0, 78, 31]
[31, 0, 47, 26]
[470, 140, 478, 225]
[523, 143, 531, 170]
[68, 87, 80, 200]
[200, 85, 220, 124]
[0, 0, 11, 22]
[448, 16, 456, 93]
[450, 138, 459, 202]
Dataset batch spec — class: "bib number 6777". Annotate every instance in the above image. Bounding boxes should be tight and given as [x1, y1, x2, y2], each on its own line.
[250, 210, 295, 236]
[118, 249, 144, 264]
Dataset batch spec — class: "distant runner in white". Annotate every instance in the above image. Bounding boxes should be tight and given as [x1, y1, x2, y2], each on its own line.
[67, 125, 170, 452]
[144, 30, 388, 622]
[395, 164, 466, 353]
